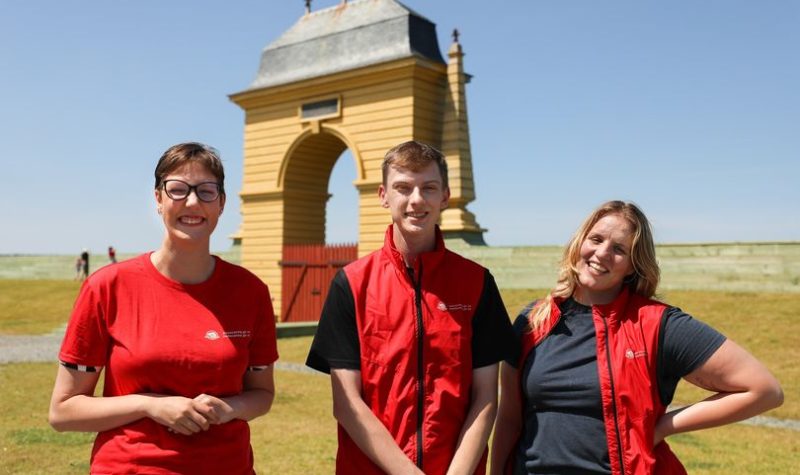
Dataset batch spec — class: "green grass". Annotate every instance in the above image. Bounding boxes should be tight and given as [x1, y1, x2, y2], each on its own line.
[0, 280, 80, 334]
[1, 282, 797, 473]
[499, 288, 548, 318]
[253, 370, 336, 474]
[659, 290, 798, 420]
[668, 424, 799, 474]
[2, 348, 797, 474]
[278, 335, 316, 363]
[0, 363, 91, 474]
[0, 349, 337, 474]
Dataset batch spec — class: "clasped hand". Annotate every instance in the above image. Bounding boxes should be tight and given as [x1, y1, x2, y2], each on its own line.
[149, 394, 235, 436]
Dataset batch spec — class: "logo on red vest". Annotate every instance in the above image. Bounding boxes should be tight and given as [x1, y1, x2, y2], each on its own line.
[625, 348, 648, 359]
[437, 301, 473, 312]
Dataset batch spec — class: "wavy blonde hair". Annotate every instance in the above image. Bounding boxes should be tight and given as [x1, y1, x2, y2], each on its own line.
[528, 200, 660, 330]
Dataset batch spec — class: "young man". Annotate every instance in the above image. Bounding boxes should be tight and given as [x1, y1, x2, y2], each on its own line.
[306, 141, 516, 475]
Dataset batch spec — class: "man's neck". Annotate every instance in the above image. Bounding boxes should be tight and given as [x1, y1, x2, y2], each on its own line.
[392, 225, 436, 267]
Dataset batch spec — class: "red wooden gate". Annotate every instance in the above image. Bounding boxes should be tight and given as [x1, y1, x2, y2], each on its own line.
[280, 243, 358, 322]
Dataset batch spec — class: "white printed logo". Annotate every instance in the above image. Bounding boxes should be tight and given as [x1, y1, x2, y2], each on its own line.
[625, 349, 647, 359]
[437, 301, 473, 312]
[204, 330, 251, 340]
[223, 330, 252, 338]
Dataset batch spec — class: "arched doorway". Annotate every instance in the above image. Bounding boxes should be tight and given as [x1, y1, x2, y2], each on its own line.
[279, 132, 359, 322]
[281, 131, 356, 244]
[229, 1, 485, 319]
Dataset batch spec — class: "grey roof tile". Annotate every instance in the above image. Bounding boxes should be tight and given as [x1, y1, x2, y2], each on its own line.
[245, 0, 445, 91]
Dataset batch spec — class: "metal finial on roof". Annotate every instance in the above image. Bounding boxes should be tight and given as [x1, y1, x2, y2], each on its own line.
[305, 0, 312, 14]
[452, 28, 460, 44]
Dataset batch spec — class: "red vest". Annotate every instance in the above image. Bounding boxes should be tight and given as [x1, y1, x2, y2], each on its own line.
[338, 226, 488, 475]
[516, 288, 687, 475]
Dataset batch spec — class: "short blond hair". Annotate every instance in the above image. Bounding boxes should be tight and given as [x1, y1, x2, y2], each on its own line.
[381, 141, 449, 189]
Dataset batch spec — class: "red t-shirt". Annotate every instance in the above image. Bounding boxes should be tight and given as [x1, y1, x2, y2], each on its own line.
[59, 253, 278, 474]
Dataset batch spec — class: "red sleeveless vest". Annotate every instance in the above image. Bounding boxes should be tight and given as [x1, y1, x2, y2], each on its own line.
[515, 288, 687, 475]
[338, 226, 489, 475]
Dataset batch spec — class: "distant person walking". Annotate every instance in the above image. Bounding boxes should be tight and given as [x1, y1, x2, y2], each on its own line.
[107, 246, 117, 264]
[74, 256, 83, 281]
[80, 248, 89, 280]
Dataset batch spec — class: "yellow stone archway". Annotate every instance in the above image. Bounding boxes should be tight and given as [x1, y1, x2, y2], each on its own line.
[229, 0, 485, 317]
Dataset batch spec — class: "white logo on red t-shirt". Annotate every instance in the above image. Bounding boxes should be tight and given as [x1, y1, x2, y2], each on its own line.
[204, 330, 252, 340]
[222, 330, 252, 338]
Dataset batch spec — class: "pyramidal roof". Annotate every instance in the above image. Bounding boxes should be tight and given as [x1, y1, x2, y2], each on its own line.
[245, 0, 445, 91]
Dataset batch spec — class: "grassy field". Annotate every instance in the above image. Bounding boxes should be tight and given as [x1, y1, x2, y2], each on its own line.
[0, 280, 81, 334]
[0, 281, 797, 473]
[0, 361, 338, 474]
[1, 338, 797, 474]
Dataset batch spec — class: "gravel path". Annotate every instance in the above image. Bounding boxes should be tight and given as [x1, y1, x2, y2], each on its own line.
[0, 334, 328, 376]
[3, 334, 797, 432]
[0, 333, 63, 364]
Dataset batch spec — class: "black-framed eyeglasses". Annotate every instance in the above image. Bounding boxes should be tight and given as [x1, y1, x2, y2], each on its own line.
[161, 180, 222, 202]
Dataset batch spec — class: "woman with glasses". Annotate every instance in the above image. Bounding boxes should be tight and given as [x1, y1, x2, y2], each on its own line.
[490, 200, 783, 475]
[49, 142, 278, 474]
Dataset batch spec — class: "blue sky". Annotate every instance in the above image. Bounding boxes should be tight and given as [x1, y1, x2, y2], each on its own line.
[1, 0, 797, 254]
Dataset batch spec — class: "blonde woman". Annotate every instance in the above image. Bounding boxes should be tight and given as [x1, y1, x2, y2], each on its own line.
[491, 200, 783, 475]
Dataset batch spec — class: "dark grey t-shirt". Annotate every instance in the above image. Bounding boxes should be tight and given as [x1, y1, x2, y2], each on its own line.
[508, 298, 726, 475]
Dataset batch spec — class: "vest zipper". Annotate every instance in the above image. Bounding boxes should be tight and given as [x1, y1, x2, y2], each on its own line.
[601, 315, 626, 475]
[408, 264, 425, 470]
